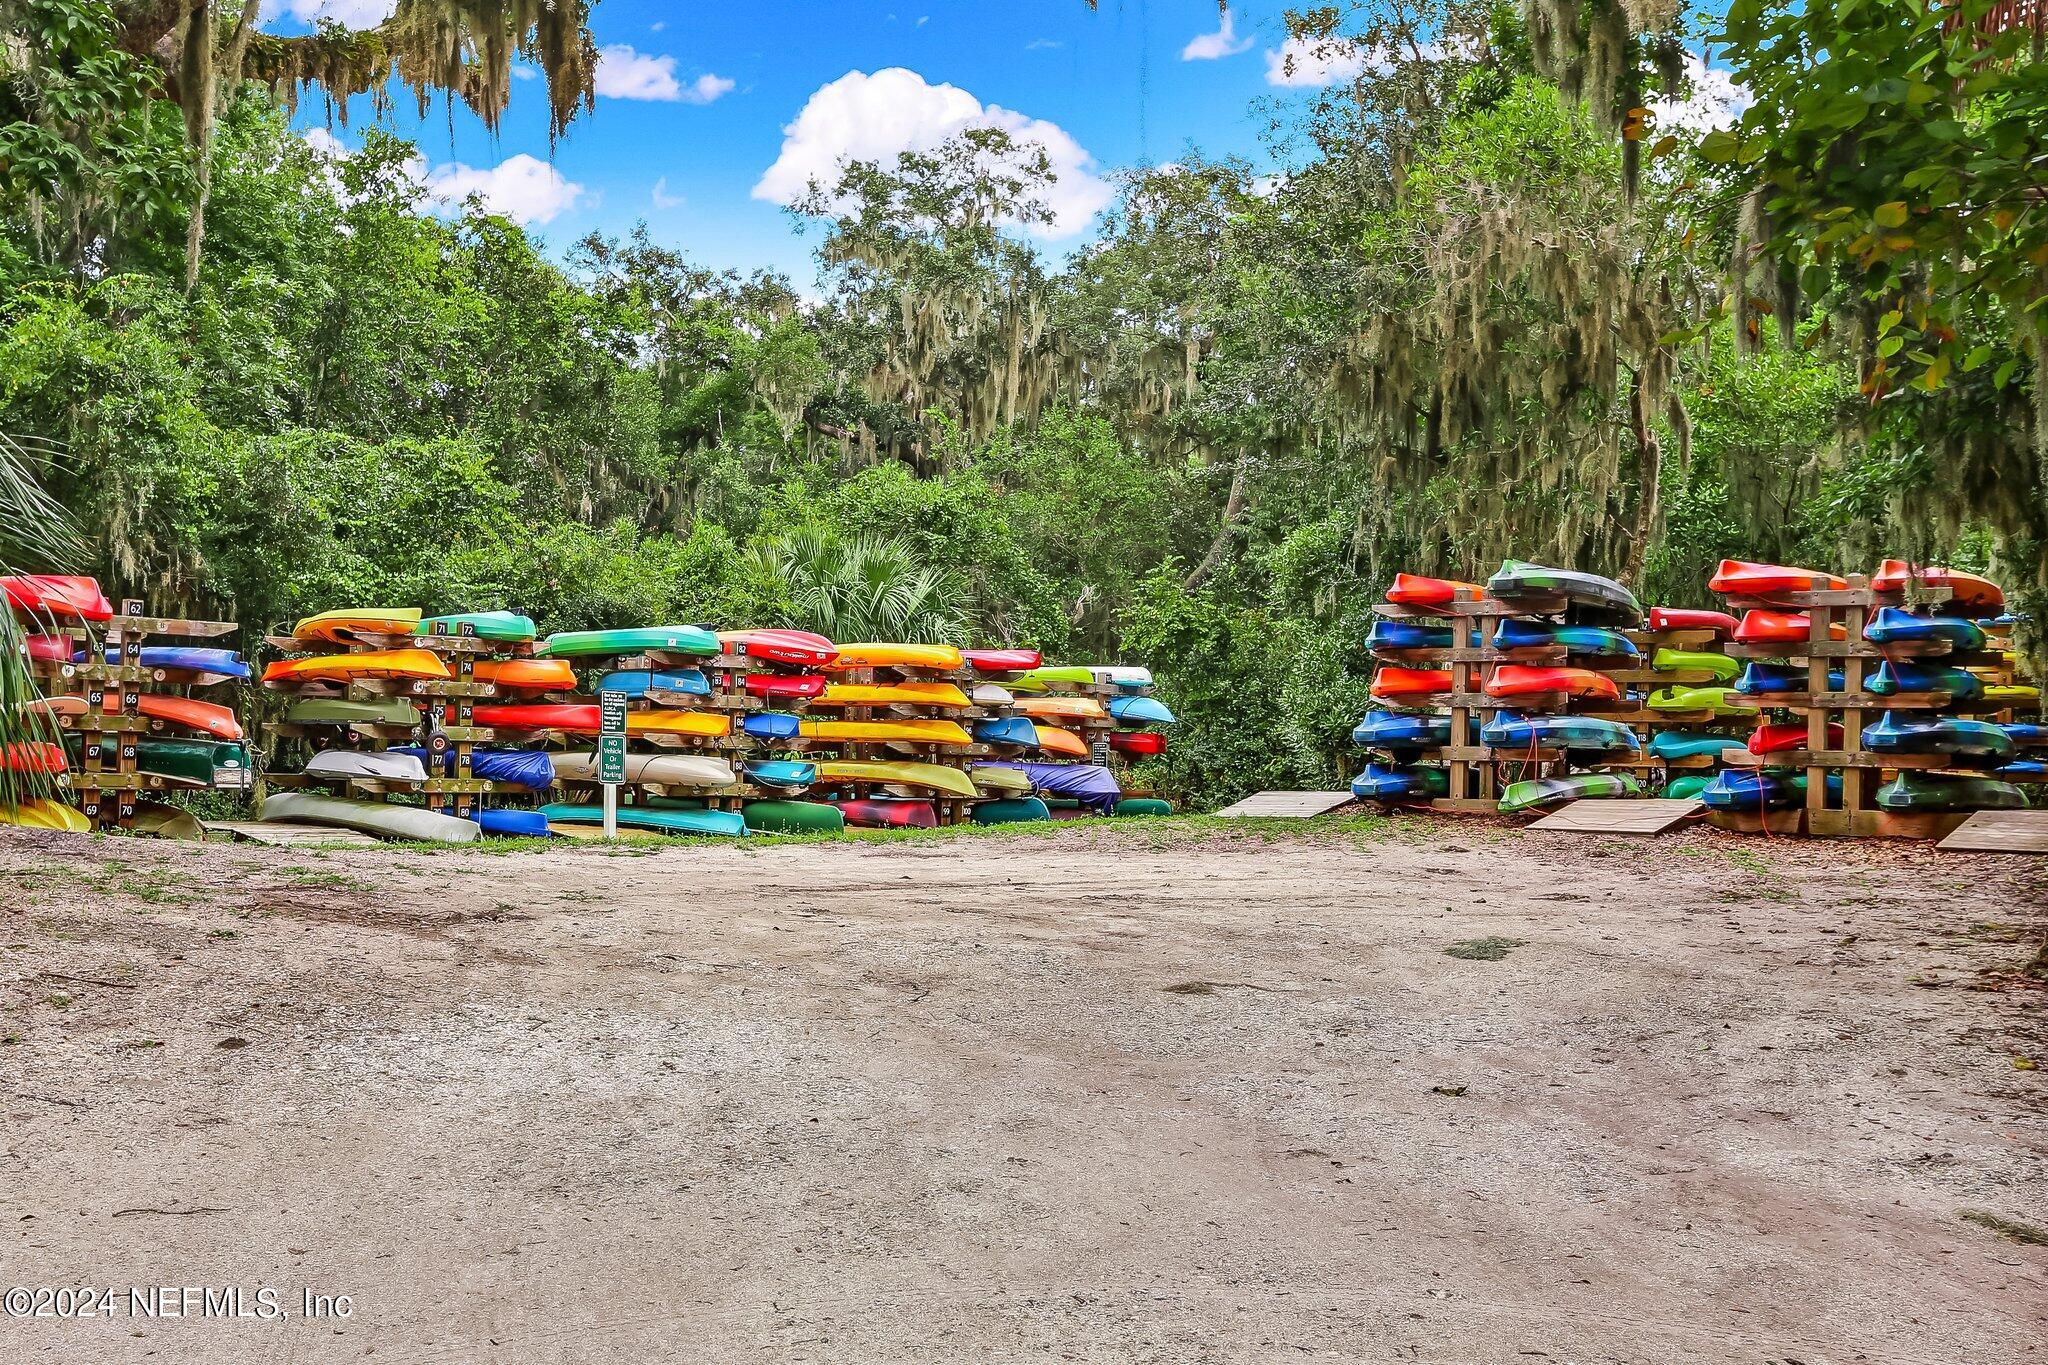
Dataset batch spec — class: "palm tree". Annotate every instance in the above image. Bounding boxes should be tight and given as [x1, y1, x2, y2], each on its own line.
[749, 528, 968, 645]
[0, 431, 85, 811]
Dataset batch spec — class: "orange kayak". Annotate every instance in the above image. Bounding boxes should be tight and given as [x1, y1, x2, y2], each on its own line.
[1033, 724, 1090, 758]
[30, 693, 244, 740]
[814, 682, 970, 709]
[1708, 559, 1847, 598]
[1484, 665, 1621, 701]
[1871, 559, 2004, 611]
[263, 649, 452, 686]
[1733, 610, 1845, 644]
[1014, 695, 1107, 722]
[827, 643, 964, 672]
[1386, 573, 1482, 607]
[474, 659, 578, 691]
[1370, 667, 1454, 701]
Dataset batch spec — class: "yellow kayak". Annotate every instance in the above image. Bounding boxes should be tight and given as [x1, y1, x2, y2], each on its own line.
[0, 801, 91, 832]
[263, 649, 452, 686]
[1014, 695, 1107, 722]
[814, 682, 970, 709]
[827, 643, 964, 672]
[292, 608, 423, 644]
[816, 760, 978, 798]
[1985, 683, 2039, 705]
[798, 718, 972, 745]
[628, 710, 731, 739]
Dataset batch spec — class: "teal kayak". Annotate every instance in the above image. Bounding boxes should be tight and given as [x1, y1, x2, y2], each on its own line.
[538, 627, 720, 658]
[416, 611, 536, 642]
[742, 800, 845, 833]
[1647, 731, 1734, 761]
[1113, 797, 1174, 817]
[540, 803, 748, 837]
[973, 797, 1053, 824]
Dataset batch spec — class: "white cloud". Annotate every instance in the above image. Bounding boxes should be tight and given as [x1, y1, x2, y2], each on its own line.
[301, 127, 349, 159]
[753, 67, 1112, 238]
[680, 72, 737, 104]
[300, 131, 583, 226]
[1651, 54, 1752, 135]
[594, 45, 682, 100]
[260, 0, 398, 26]
[1264, 35, 1371, 87]
[1182, 8, 1252, 61]
[652, 177, 684, 210]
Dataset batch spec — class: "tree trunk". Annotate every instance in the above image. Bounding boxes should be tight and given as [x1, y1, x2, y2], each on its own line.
[1624, 369, 1663, 585]
[1182, 456, 1248, 591]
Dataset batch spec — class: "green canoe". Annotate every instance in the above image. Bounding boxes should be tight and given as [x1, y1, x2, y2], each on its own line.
[1663, 775, 1712, 801]
[131, 801, 206, 841]
[416, 611, 537, 642]
[540, 803, 748, 837]
[973, 797, 1052, 824]
[1498, 772, 1644, 814]
[261, 791, 481, 843]
[537, 627, 720, 659]
[742, 800, 845, 834]
[1650, 648, 1740, 683]
[142, 738, 251, 787]
[1113, 798, 1174, 817]
[284, 696, 422, 728]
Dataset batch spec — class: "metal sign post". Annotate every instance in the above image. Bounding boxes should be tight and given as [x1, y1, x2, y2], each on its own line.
[598, 690, 628, 839]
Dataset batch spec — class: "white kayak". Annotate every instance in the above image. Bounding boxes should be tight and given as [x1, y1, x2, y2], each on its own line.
[971, 683, 1016, 706]
[259, 792, 480, 843]
[551, 751, 735, 788]
[303, 750, 429, 782]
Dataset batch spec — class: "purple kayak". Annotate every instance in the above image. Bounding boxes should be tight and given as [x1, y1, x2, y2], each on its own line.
[980, 761, 1122, 814]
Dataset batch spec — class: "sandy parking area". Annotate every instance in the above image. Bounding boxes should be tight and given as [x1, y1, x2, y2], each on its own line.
[0, 819, 2043, 1363]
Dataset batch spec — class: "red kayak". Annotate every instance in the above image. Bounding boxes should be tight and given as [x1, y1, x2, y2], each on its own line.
[1708, 559, 1847, 599]
[1870, 560, 2004, 611]
[1370, 666, 1455, 700]
[1733, 610, 1846, 644]
[1484, 665, 1621, 701]
[960, 648, 1043, 673]
[1108, 731, 1166, 757]
[745, 672, 828, 700]
[1750, 721, 1842, 755]
[3, 742, 66, 774]
[2, 575, 113, 623]
[1647, 607, 1739, 638]
[834, 798, 938, 829]
[718, 629, 838, 668]
[30, 693, 243, 740]
[23, 634, 72, 662]
[1386, 573, 1483, 607]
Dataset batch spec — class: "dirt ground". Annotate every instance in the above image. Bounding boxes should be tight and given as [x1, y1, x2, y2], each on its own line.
[0, 818, 2043, 1364]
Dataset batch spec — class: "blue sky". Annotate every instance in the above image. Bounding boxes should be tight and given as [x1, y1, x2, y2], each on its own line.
[265, 1, 1335, 282]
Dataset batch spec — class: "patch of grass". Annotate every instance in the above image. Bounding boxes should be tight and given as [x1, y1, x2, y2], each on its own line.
[1162, 981, 1216, 995]
[111, 868, 199, 904]
[1430, 1084, 1469, 1097]
[1959, 1210, 2048, 1246]
[207, 928, 238, 939]
[1444, 937, 1526, 962]
[42, 993, 70, 1008]
[282, 869, 373, 892]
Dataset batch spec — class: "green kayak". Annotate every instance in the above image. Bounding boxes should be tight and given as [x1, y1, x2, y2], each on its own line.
[540, 803, 748, 837]
[1008, 666, 1097, 693]
[1663, 774, 1712, 801]
[1114, 798, 1174, 817]
[537, 627, 720, 659]
[416, 611, 537, 642]
[1875, 773, 2027, 813]
[1499, 772, 1644, 814]
[1650, 648, 1740, 683]
[1646, 685, 1746, 717]
[261, 792, 481, 843]
[973, 797, 1053, 824]
[1486, 559, 1642, 621]
[284, 696, 422, 728]
[742, 801, 845, 834]
[142, 739, 250, 787]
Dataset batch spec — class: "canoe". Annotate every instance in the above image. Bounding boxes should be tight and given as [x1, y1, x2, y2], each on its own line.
[1664, 775, 1713, 801]
[742, 712, 802, 741]
[827, 643, 964, 672]
[472, 659, 578, 691]
[1108, 731, 1166, 757]
[1386, 573, 1482, 607]
[292, 608, 422, 644]
[1351, 763, 1449, 802]
[260, 791, 480, 843]
[743, 759, 817, 792]
[1352, 710, 1453, 751]
[392, 746, 554, 789]
[978, 761, 1122, 813]
[737, 800, 843, 833]
[130, 801, 206, 841]
[972, 716, 1041, 748]
[2, 575, 112, 623]
[1481, 713, 1639, 754]
[815, 681, 971, 709]
[797, 718, 972, 746]
[1736, 662, 1841, 695]
[415, 611, 536, 642]
[1749, 722, 1842, 754]
[284, 697, 420, 728]
[960, 648, 1043, 673]
[552, 751, 734, 788]
[540, 803, 748, 837]
[1016, 696, 1106, 722]
[131, 738, 250, 787]
[30, 693, 243, 740]
[1869, 660, 1983, 701]
[1876, 773, 2026, 812]
[1499, 772, 1643, 814]
[4, 741, 65, 774]
[746, 673, 829, 701]
[1863, 607, 1985, 652]
[263, 650, 452, 686]
[1733, 610, 1844, 644]
[967, 765, 1036, 796]
[1861, 713, 2014, 759]
[1483, 666, 1621, 701]
[1371, 667, 1454, 701]
[303, 749, 429, 782]
[970, 683, 1015, 706]
[1871, 560, 2005, 611]
[974, 797, 1053, 825]
[1647, 731, 1733, 760]
[468, 808, 551, 838]
[1114, 798, 1174, 817]
[471, 704, 731, 739]
[1033, 725, 1090, 758]
[1646, 685, 1746, 717]
[1494, 619, 1639, 658]
[835, 798, 938, 829]
[537, 627, 720, 658]
[593, 668, 709, 699]
[1486, 560, 1640, 620]
[1366, 620, 1453, 652]
[815, 760, 978, 798]
[1708, 560, 1847, 598]
[0, 800, 91, 832]
[1647, 607, 1739, 637]
[717, 629, 838, 667]
[1650, 648, 1740, 682]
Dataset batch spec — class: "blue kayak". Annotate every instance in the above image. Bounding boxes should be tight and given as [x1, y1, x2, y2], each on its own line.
[1861, 712, 2014, 759]
[1997, 759, 2047, 779]
[1864, 607, 1985, 652]
[1352, 709, 1453, 751]
[1648, 731, 1733, 761]
[1737, 661, 1842, 695]
[972, 716, 1041, 748]
[1365, 620, 1453, 651]
[977, 761, 1122, 813]
[595, 668, 710, 698]
[540, 803, 749, 837]
[392, 746, 556, 789]
[1350, 763, 1449, 801]
[1480, 712, 1639, 753]
[744, 759, 817, 792]
[1702, 769, 1841, 811]
[468, 808, 551, 838]
[1870, 660, 1984, 700]
[1108, 695, 1175, 726]
[77, 646, 251, 679]
[742, 712, 803, 741]
[2006, 724, 2048, 749]
[1493, 619, 1639, 658]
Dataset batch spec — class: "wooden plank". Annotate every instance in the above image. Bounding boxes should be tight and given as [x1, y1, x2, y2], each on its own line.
[1528, 797, 1704, 835]
[201, 821, 382, 848]
[1937, 810, 2048, 854]
[1213, 790, 1355, 818]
